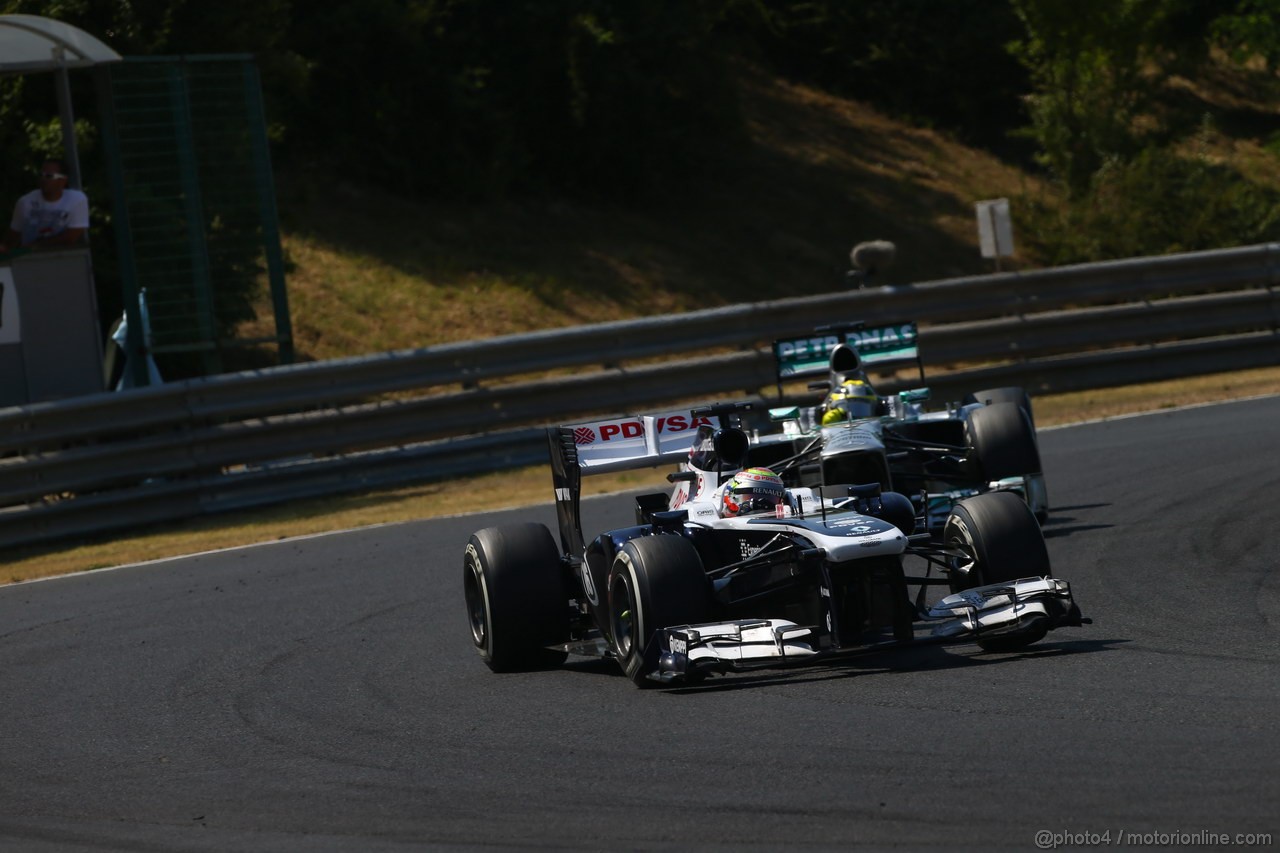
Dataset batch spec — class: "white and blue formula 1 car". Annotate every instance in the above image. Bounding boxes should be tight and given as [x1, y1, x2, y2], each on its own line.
[752, 321, 1048, 533]
[462, 402, 1087, 688]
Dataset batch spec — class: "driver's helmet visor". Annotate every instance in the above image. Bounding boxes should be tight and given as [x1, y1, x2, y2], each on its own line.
[724, 486, 785, 516]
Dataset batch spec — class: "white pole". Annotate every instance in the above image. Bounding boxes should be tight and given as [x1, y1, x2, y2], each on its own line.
[988, 204, 1002, 272]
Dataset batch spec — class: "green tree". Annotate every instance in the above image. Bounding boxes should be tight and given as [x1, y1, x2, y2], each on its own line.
[1007, 0, 1215, 197]
[1212, 0, 1280, 68]
[1022, 140, 1280, 263]
[281, 0, 745, 198]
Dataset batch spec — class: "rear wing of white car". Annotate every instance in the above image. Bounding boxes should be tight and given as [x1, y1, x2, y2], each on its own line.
[547, 410, 708, 560]
[547, 403, 753, 560]
[551, 411, 714, 474]
[772, 321, 923, 388]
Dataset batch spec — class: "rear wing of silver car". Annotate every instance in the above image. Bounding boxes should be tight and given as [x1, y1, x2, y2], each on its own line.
[772, 320, 923, 392]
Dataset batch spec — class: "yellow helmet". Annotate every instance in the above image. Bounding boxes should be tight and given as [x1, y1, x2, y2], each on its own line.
[823, 379, 877, 422]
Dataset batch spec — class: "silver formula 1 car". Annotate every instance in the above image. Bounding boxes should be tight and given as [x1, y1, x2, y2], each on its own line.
[754, 321, 1048, 532]
[462, 402, 1086, 688]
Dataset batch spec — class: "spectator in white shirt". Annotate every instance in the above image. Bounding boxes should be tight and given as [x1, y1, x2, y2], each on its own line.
[1, 157, 89, 252]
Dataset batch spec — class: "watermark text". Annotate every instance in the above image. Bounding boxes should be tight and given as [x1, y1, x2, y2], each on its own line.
[1035, 829, 1272, 849]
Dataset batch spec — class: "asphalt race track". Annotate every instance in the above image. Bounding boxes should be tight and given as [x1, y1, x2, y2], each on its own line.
[2, 397, 1278, 852]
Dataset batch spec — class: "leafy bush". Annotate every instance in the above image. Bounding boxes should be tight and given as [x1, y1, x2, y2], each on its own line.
[1020, 144, 1280, 264]
[1007, 0, 1218, 198]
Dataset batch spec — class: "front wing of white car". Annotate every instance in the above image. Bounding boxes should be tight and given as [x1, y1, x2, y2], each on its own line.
[653, 576, 1086, 683]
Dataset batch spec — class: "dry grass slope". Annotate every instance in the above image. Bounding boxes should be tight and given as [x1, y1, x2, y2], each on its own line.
[243, 70, 1049, 364]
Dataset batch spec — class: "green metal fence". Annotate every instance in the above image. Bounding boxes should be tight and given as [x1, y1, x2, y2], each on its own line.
[101, 55, 292, 382]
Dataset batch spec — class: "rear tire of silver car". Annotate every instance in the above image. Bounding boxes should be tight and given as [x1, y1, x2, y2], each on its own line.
[964, 386, 1036, 431]
[607, 535, 712, 688]
[943, 491, 1051, 651]
[464, 523, 569, 672]
[967, 401, 1042, 483]
[968, 400, 1049, 522]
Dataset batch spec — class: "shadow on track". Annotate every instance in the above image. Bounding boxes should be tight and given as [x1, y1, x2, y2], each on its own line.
[1043, 523, 1114, 539]
[1040, 503, 1114, 538]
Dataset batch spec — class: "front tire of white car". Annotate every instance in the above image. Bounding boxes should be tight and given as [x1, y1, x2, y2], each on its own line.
[943, 492, 1051, 652]
[607, 535, 712, 688]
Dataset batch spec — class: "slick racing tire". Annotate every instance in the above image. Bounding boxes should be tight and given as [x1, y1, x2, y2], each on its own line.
[964, 386, 1036, 431]
[966, 401, 1042, 483]
[945, 492, 1049, 590]
[943, 492, 1051, 651]
[607, 535, 712, 688]
[464, 523, 569, 672]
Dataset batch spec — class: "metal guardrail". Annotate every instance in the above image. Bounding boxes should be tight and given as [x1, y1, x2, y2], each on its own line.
[2, 243, 1279, 549]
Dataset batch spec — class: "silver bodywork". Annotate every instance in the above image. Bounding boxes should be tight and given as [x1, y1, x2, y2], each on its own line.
[767, 401, 1049, 527]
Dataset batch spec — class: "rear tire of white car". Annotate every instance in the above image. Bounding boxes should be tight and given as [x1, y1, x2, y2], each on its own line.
[608, 535, 712, 688]
[464, 523, 569, 672]
[943, 492, 1051, 652]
